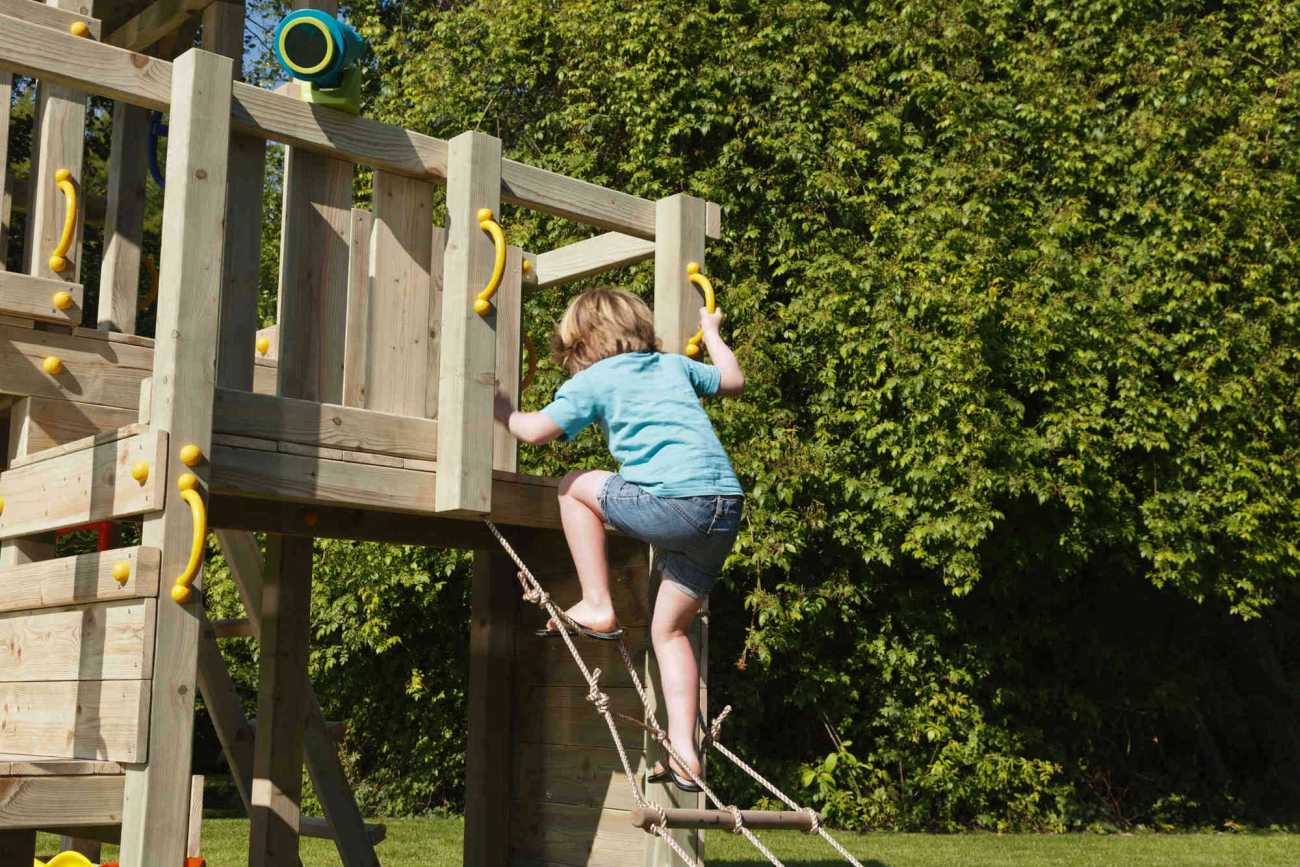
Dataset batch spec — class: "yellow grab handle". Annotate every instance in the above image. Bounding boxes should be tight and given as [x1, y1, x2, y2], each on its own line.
[684, 262, 716, 358]
[473, 208, 507, 315]
[48, 169, 77, 274]
[171, 472, 206, 604]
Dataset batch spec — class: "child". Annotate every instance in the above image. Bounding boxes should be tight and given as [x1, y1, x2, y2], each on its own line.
[493, 287, 745, 791]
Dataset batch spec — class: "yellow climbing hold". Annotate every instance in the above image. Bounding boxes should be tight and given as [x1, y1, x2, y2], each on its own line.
[42, 356, 62, 375]
[68, 21, 90, 38]
[112, 560, 131, 585]
[131, 461, 150, 484]
[180, 443, 203, 467]
[178, 472, 199, 492]
[256, 336, 270, 355]
[52, 290, 74, 311]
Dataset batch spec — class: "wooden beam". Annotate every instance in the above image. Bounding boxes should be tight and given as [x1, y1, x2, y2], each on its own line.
[340, 208, 373, 408]
[0, 430, 166, 539]
[530, 232, 655, 289]
[653, 194, 707, 355]
[0, 546, 160, 614]
[492, 247, 522, 473]
[0, 322, 153, 410]
[98, 102, 150, 333]
[119, 47, 233, 867]
[5, 421, 145, 470]
[0, 776, 123, 828]
[0, 271, 83, 324]
[0, 680, 149, 761]
[436, 131, 501, 514]
[6, 397, 139, 459]
[365, 171, 434, 416]
[0, 0, 100, 38]
[195, 621, 254, 811]
[0, 599, 156, 682]
[106, 0, 215, 51]
[248, 535, 312, 866]
[213, 388, 439, 461]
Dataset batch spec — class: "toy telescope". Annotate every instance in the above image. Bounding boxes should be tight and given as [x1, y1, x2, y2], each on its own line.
[273, 9, 366, 113]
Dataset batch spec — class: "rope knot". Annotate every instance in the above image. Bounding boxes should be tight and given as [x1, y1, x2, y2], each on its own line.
[586, 670, 611, 715]
[709, 704, 733, 743]
[726, 804, 745, 834]
[803, 806, 821, 834]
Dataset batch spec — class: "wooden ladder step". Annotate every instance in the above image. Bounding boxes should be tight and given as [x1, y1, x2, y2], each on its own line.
[299, 816, 387, 845]
[630, 806, 816, 832]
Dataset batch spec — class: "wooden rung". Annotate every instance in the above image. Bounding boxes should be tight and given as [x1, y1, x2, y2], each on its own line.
[299, 816, 387, 845]
[210, 618, 254, 639]
[0, 546, 161, 614]
[0, 272, 84, 325]
[629, 807, 817, 832]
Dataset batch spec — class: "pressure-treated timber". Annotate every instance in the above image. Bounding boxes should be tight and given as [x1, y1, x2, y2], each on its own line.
[365, 171, 434, 416]
[529, 232, 656, 288]
[0, 71, 11, 269]
[0, 775, 123, 828]
[0, 599, 156, 682]
[106, 0, 216, 51]
[630, 807, 817, 832]
[436, 131, 501, 514]
[0, 430, 166, 539]
[0, 14, 680, 241]
[426, 226, 446, 417]
[0, 272, 83, 324]
[213, 388, 439, 461]
[0, 546, 161, 615]
[513, 743, 644, 812]
[653, 193, 708, 354]
[98, 101, 149, 333]
[511, 801, 645, 867]
[0, 679, 150, 761]
[340, 208, 373, 408]
[492, 246, 523, 473]
[6, 397, 138, 460]
[215, 136, 268, 389]
[0, 322, 153, 409]
[209, 445, 564, 528]
[0, 754, 121, 776]
[119, 47, 233, 867]
[4, 422, 145, 470]
[0, 0, 100, 38]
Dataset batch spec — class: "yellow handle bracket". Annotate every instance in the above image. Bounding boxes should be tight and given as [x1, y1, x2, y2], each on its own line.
[171, 472, 207, 604]
[473, 208, 507, 315]
[684, 262, 716, 358]
[48, 169, 78, 274]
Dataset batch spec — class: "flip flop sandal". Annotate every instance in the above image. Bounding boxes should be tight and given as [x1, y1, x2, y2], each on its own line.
[648, 762, 704, 793]
[534, 622, 625, 641]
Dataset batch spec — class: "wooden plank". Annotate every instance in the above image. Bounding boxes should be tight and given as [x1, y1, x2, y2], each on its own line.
[119, 47, 233, 867]
[516, 685, 644, 748]
[0, 599, 156, 682]
[653, 194, 707, 355]
[513, 743, 643, 812]
[436, 131, 500, 514]
[248, 534, 312, 866]
[213, 388, 439, 462]
[214, 135, 267, 390]
[0, 680, 149, 761]
[98, 102, 149, 333]
[499, 159, 655, 240]
[106, 0, 215, 51]
[0, 323, 153, 409]
[200, 0, 244, 79]
[517, 628, 650, 688]
[6, 397, 139, 459]
[0, 0, 100, 38]
[5, 421, 144, 470]
[0, 430, 166, 539]
[209, 446, 564, 528]
[0, 546, 160, 615]
[276, 148, 352, 403]
[340, 209, 372, 408]
[25, 0, 90, 284]
[425, 226, 446, 417]
[0, 71, 10, 270]
[463, 549, 520, 867]
[298, 817, 386, 846]
[0, 776, 123, 828]
[0, 754, 121, 775]
[531, 233, 655, 289]
[0, 271, 83, 325]
[510, 801, 642, 867]
[365, 171, 433, 416]
[493, 246, 522, 473]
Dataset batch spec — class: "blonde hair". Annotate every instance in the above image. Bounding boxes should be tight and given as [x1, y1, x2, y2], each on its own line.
[552, 287, 659, 374]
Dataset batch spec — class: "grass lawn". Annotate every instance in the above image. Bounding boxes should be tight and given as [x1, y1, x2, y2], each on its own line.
[38, 819, 1300, 866]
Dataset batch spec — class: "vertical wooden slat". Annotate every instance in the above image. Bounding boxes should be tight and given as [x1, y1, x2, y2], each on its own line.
[426, 225, 446, 417]
[341, 207, 373, 408]
[98, 102, 149, 332]
[492, 245, 523, 473]
[275, 147, 352, 403]
[0, 71, 12, 270]
[248, 534, 313, 867]
[25, 0, 90, 283]
[119, 46, 233, 867]
[653, 193, 708, 355]
[463, 547, 519, 867]
[436, 130, 501, 514]
[365, 171, 433, 415]
[201, 0, 245, 78]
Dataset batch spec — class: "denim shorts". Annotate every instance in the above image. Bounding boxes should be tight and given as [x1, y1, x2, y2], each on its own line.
[598, 474, 743, 599]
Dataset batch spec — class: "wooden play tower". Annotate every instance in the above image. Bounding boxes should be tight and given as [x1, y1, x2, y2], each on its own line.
[0, 1, 721, 864]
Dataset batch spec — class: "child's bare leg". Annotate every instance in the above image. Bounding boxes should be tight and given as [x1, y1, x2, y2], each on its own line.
[651, 580, 704, 777]
[555, 469, 618, 632]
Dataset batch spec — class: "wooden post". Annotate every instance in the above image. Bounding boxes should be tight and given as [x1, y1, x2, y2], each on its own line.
[436, 130, 501, 514]
[248, 534, 313, 867]
[340, 208, 373, 408]
[118, 46, 233, 867]
[492, 245, 522, 473]
[25, 0, 91, 282]
[98, 101, 149, 332]
[0, 831, 36, 867]
[463, 547, 519, 867]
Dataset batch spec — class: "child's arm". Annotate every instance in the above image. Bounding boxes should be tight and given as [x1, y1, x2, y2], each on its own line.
[700, 307, 745, 395]
[494, 392, 564, 444]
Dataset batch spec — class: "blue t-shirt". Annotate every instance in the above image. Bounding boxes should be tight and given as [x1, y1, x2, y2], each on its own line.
[540, 352, 743, 498]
